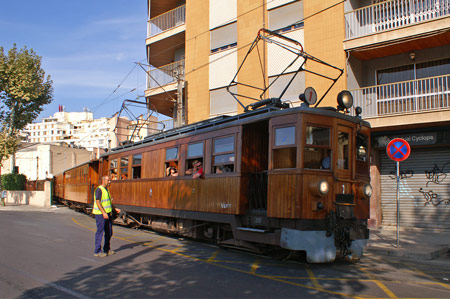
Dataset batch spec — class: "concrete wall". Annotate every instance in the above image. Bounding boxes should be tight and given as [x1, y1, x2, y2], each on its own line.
[2, 181, 52, 207]
[304, 0, 347, 107]
[185, 0, 210, 124]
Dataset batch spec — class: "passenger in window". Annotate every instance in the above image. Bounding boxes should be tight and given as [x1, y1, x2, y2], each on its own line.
[321, 156, 331, 170]
[191, 160, 204, 179]
[166, 166, 178, 177]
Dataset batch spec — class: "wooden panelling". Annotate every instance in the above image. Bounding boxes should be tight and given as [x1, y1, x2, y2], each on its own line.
[301, 173, 333, 219]
[109, 176, 242, 215]
[267, 173, 300, 218]
[353, 182, 370, 220]
[54, 173, 64, 198]
[64, 184, 90, 204]
[143, 149, 164, 178]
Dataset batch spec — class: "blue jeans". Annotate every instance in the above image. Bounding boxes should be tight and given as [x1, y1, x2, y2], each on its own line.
[94, 214, 112, 254]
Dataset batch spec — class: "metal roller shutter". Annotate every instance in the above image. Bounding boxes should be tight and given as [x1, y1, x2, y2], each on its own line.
[380, 146, 450, 230]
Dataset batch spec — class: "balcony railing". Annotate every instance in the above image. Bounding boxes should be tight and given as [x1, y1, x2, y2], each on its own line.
[147, 60, 185, 89]
[351, 74, 450, 118]
[148, 5, 186, 38]
[345, 0, 450, 39]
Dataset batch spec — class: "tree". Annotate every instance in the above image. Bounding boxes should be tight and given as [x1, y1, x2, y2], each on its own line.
[0, 44, 53, 166]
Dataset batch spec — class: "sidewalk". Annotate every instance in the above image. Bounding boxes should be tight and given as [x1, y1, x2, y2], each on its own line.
[367, 227, 450, 260]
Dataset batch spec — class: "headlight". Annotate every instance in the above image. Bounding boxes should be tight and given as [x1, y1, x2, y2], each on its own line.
[310, 180, 329, 197]
[358, 183, 373, 199]
[319, 180, 329, 195]
[337, 90, 353, 111]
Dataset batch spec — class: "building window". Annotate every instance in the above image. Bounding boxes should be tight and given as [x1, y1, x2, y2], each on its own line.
[213, 135, 235, 173]
[273, 126, 296, 169]
[210, 22, 237, 53]
[304, 126, 331, 170]
[132, 154, 142, 179]
[165, 147, 179, 177]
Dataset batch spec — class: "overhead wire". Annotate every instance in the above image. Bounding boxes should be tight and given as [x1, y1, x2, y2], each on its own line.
[90, 0, 348, 120]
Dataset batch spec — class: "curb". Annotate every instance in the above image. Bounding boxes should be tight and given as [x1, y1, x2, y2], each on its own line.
[366, 245, 449, 260]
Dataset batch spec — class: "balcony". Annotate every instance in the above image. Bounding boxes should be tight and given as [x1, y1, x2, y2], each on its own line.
[351, 74, 450, 119]
[147, 60, 185, 90]
[346, 0, 450, 39]
[148, 5, 186, 38]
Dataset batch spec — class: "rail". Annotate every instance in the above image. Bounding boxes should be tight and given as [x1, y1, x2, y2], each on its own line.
[148, 5, 186, 37]
[345, 0, 450, 39]
[350, 74, 450, 118]
[147, 60, 185, 89]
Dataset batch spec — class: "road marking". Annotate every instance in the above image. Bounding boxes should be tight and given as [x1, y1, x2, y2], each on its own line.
[249, 259, 260, 274]
[361, 267, 398, 298]
[207, 249, 220, 262]
[71, 217, 447, 299]
[406, 264, 450, 291]
[306, 265, 323, 290]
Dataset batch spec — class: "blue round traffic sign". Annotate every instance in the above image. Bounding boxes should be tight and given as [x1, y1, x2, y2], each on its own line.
[386, 138, 411, 162]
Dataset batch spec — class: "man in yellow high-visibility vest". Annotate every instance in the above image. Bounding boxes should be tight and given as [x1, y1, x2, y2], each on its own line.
[93, 175, 120, 257]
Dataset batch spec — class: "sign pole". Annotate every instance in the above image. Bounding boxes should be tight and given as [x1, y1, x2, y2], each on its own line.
[386, 138, 411, 249]
[396, 161, 400, 248]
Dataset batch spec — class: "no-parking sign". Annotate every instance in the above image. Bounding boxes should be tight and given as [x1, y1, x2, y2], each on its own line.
[386, 138, 411, 162]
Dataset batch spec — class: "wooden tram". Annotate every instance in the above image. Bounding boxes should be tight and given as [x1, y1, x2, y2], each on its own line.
[55, 160, 99, 212]
[54, 30, 373, 263]
[55, 99, 372, 263]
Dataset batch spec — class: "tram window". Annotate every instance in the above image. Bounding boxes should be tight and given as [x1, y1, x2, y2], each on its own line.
[275, 126, 295, 146]
[120, 156, 129, 180]
[338, 132, 349, 169]
[213, 136, 235, 173]
[356, 134, 368, 162]
[165, 147, 179, 177]
[306, 126, 330, 146]
[273, 126, 296, 169]
[304, 126, 331, 170]
[109, 159, 118, 180]
[304, 148, 331, 169]
[186, 142, 204, 176]
[132, 154, 142, 179]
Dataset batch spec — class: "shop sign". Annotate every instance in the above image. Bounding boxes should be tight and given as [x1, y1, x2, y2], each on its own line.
[376, 132, 437, 147]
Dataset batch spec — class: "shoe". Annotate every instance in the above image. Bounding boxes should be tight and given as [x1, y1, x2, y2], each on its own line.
[106, 250, 116, 256]
[94, 252, 107, 257]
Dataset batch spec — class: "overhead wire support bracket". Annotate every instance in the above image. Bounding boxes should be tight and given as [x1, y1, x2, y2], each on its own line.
[226, 28, 344, 111]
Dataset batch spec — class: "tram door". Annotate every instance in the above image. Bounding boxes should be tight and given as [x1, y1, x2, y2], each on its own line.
[242, 121, 269, 210]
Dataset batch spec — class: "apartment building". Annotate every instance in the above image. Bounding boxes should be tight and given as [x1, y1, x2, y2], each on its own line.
[145, 0, 450, 230]
[345, 0, 450, 230]
[23, 110, 158, 150]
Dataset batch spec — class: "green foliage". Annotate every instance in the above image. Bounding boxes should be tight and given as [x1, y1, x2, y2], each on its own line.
[1, 173, 27, 190]
[0, 44, 53, 165]
[0, 132, 20, 166]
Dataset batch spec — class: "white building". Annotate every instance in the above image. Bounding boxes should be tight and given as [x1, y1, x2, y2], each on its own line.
[22, 110, 159, 151]
[1, 143, 93, 180]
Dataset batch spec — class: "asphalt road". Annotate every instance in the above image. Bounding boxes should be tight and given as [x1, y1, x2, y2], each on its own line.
[1, 206, 449, 298]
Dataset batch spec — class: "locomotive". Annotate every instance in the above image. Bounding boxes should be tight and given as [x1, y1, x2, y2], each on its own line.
[54, 30, 372, 263]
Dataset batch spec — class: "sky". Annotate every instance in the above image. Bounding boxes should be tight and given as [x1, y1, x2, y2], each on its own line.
[0, 0, 151, 121]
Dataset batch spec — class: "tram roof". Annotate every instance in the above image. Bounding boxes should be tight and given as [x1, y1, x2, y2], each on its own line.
[104, 105, 370, 157]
